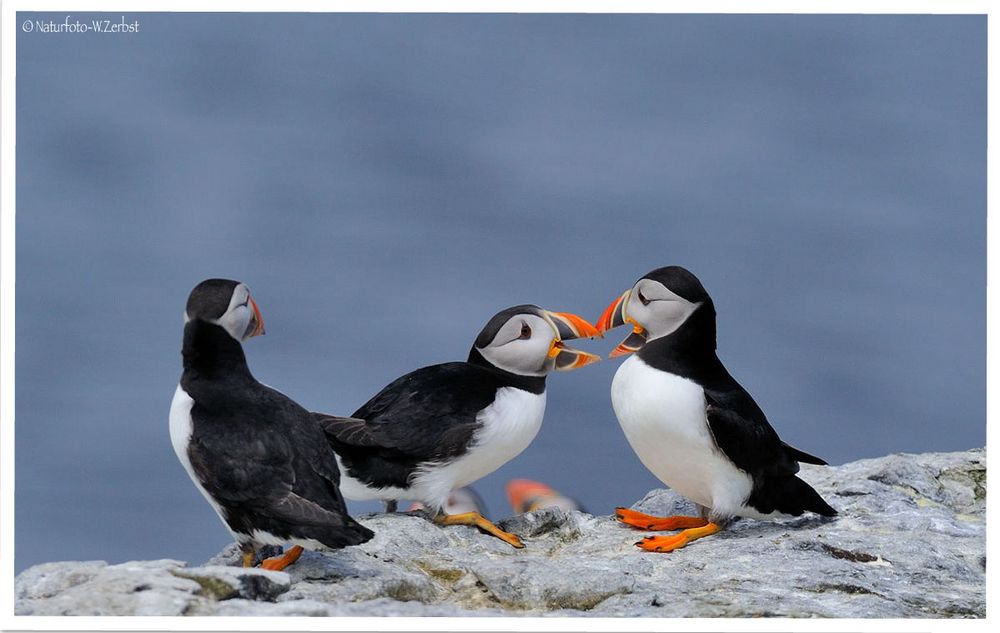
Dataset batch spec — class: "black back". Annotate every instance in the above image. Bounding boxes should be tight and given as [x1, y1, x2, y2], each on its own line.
[317, 354, 545, 491]
[181, 320, 373, 547]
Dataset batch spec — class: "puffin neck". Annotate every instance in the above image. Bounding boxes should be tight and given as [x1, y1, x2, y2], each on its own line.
[182, 319, 253, 380]
[467, 347, 547, 394]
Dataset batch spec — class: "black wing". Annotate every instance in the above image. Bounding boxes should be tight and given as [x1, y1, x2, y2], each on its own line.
[314, 415, 380, 447]
[704, 383, 825, 478]
[704, 383, 836, 517]
[265, 490, 358, 527]
[314, 362, 510, 490]
[188, 383, 371, 545]
[188, 415, 297, 504]
[320, 362, 503, 461]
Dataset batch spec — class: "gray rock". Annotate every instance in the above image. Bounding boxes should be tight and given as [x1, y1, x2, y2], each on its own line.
[171, 565, 291, 602]
[15, 449, 985, 617]
[15, 560, 199, 616]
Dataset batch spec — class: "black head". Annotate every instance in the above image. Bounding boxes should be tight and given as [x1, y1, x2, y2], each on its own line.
[470, 304, 601, 376]
[597, 265, 715, 357]
[640, 266, 711, 304]
[184, 278, 265, 341]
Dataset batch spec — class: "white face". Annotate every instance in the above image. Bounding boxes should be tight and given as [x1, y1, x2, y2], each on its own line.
[476, 313, 558, 376]
[625, 278, 702, 341]
[185, 282, 259, 341]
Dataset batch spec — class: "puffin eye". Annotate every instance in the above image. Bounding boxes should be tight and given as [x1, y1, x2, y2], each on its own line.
[519, 322, 531, 339]
[638, 290, 650, 306]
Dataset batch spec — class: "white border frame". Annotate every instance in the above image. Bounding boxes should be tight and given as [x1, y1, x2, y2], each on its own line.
[1, 2, 993, 631]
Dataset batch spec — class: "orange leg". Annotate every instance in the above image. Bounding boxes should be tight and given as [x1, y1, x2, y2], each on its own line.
[636, 522, 722, 552]
[260, 545, 304, 571]
[241, 549, 256, 568]
[435, 511, 524, 548]
[615, 507, 709, 531]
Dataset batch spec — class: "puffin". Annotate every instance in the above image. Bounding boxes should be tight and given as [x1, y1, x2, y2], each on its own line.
[407, 487, 489, 517]
[314, 305, 601, 548]
[506, 479, 586, 514]
[596, 266, 836, 552]
[169, 278, 373, 570]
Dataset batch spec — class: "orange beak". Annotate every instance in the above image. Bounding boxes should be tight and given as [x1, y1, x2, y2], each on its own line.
[248, 297, 266, 338]
[597, 290, 629, 333]
[542, 310, 602, 371]
[546, 311, 602, 340]
[506, 479, 559, 513]
[506, 478, 584, 513]
[597, 290, 646, 358]
[608, 329, 646, 358]
[547, 340, 602, 370]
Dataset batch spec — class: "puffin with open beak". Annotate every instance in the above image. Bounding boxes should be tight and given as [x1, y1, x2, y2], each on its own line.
[598, 266, 835, 553]
[169, 279, 373, 571]
[315, 305, 601, 548]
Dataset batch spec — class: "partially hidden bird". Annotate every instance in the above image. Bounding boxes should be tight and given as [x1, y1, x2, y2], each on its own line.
[408, 487, 489, 517]
[506, 479, 586, 514]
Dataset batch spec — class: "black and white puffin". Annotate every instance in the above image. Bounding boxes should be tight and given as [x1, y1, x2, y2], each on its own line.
[596, 266, 836, 552]
[169, 279, 373, 570]
[314, 305, 601, 548]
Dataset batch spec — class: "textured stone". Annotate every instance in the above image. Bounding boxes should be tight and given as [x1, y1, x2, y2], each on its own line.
[15, 560, 200, 616]
[171, 565, 291, 601]
[15, 449, 985, 617]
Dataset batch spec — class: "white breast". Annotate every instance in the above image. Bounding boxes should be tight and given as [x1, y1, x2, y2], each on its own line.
[611, 355, 753, 517]
[409, 387, 547, 512]
[168, 384, 238, 537]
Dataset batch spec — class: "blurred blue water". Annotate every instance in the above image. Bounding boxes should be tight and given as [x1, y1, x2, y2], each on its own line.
[15, 13, 984, 572]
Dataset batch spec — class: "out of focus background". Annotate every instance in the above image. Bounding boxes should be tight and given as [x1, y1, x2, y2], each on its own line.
[15, 13, 984, 572]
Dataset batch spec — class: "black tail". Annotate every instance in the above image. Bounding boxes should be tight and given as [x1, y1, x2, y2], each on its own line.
[749, 475, 837, 517]
[340, 519, 375, 546]
[782, 441, 828, 466]
[316, 518, 374, 549]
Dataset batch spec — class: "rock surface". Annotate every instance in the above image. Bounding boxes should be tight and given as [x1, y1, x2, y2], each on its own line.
[15, 449, 986, 617]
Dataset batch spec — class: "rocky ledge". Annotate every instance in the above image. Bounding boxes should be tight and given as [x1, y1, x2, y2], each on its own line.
[15, 449, 985, 617]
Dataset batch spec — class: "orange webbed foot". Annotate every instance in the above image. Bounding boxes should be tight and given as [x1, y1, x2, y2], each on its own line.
[615, 507, 709, 531]
[435, 511, 525, 548]
[634, 523, 721, 552]
[260, 545, 304, 571]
